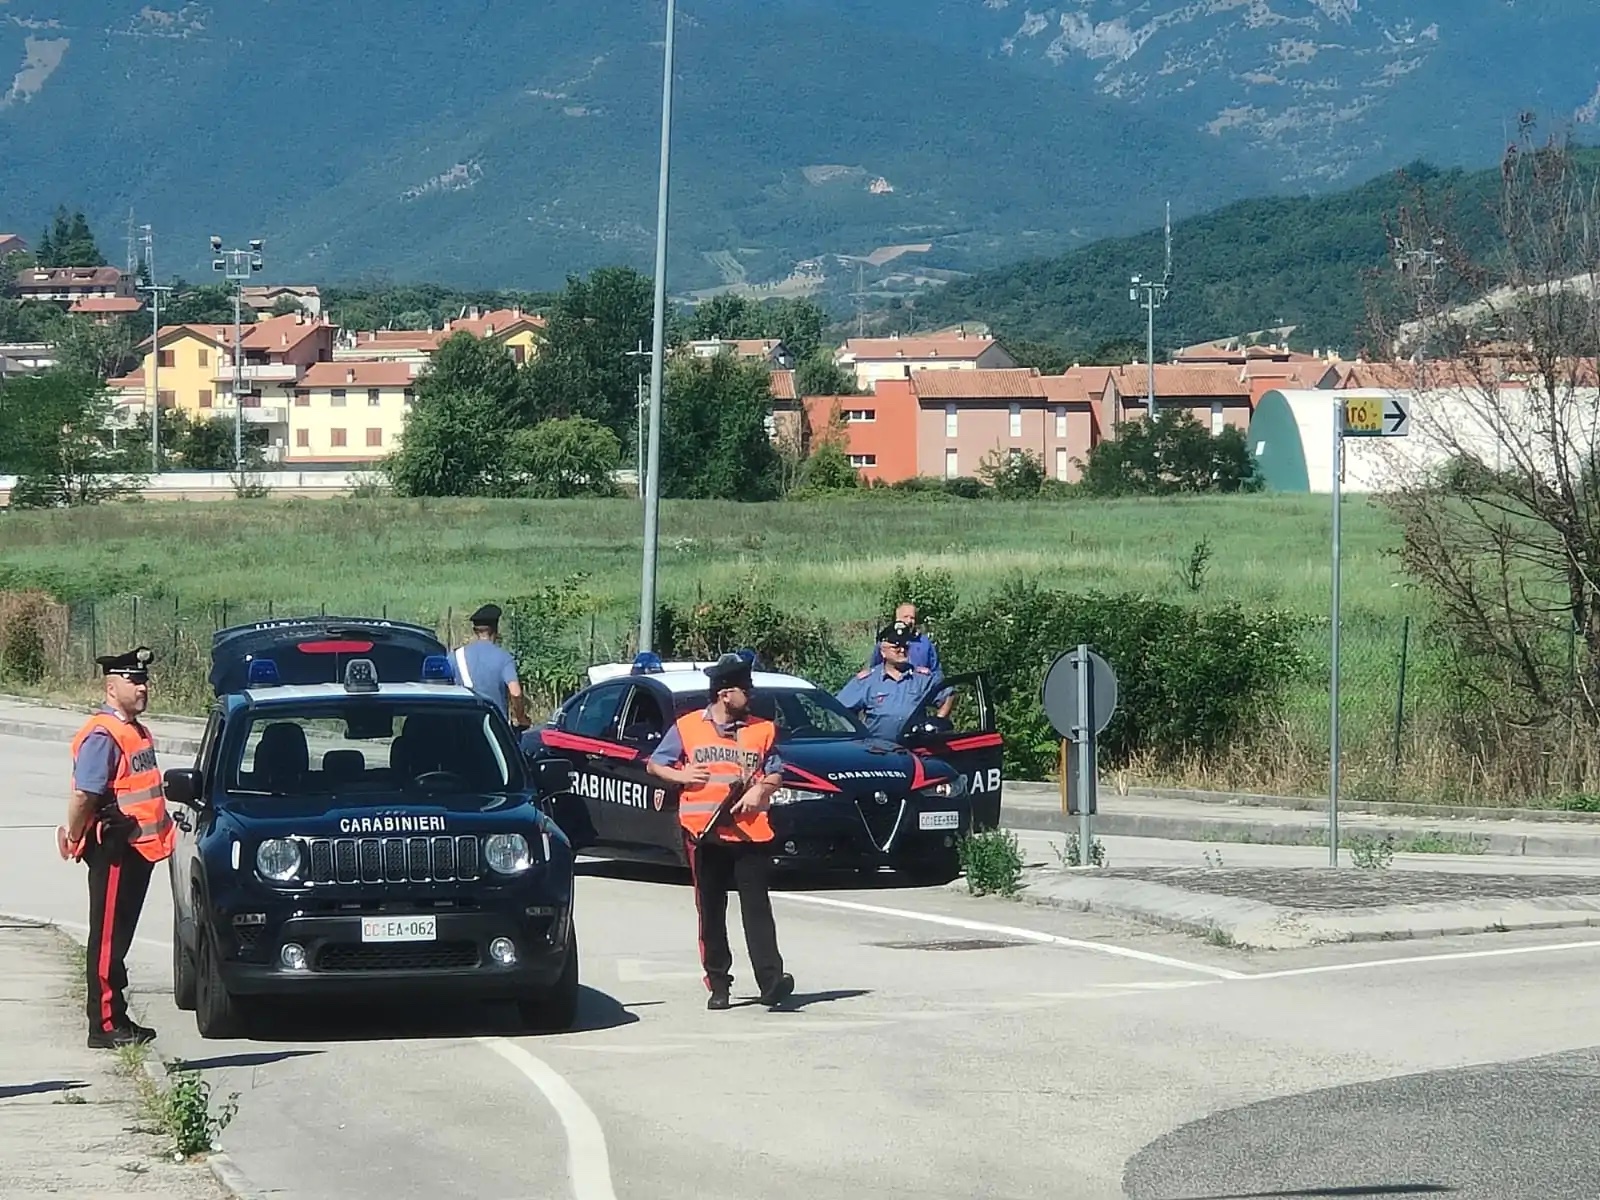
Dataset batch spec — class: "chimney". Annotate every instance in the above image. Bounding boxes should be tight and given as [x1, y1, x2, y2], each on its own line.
[346, 367, 356, 384]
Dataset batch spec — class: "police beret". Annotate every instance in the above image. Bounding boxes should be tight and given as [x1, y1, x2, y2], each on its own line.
[97, 646, 153, 678]
[876, 622, 914, 648]
[469, 604, 502, 627]
[704, 652, 753, 691]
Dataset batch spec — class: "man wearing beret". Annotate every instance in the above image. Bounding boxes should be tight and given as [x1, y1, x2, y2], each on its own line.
[647, 652, 794, 1011]
[451, 603, 528, 729]
[62, 646, 177, 1048]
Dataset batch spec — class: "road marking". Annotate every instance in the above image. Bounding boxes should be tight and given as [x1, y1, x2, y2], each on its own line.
[771, 891, 1247, 980]
[614, 958, 707, 983]
[479, 1036, 619, 1200]
[1240, 937, 1600, 981]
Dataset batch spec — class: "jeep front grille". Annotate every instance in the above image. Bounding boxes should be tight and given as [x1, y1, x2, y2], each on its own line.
[300, 836, 482, 885]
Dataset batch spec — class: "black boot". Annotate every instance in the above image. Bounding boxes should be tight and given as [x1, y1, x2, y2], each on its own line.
[87, 1025, 154, 1049]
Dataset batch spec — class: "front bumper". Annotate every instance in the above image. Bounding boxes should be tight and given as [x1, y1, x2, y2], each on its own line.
[216, 902, 572, 998]
[764, 794, 970, 869]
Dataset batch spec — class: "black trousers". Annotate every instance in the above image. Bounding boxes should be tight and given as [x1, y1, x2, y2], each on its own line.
[84, 823, 155, 1034]
[683, 831, 784, 995]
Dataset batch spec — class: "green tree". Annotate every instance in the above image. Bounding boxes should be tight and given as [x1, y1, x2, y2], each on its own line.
[268, 295, 305, 317]
[171, 412, 268, 470]
[793, 348, 860, 396]
[381, 387, 512, 497]
[520, 267, 654, 433]
[1002, 339, 1071, 374]
[506, 417, 621, 498]
[0, 369, 141, 505]
[162, 283, 254, 326]
[977, 447, 1048, 498]
[1078, 410, 1261, 496]
[659, 354, 780, 500]
[36, 207, 105, 267]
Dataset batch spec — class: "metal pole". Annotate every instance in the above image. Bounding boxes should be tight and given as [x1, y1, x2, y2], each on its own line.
[1146, 292, 1156, 423]
[1076, 643, 1092, 861]
[1391, 613, 1410, 772]
[638, 0, 675, 652]
[233, 287, 243, 474]
[1329, 398, 1343, 867]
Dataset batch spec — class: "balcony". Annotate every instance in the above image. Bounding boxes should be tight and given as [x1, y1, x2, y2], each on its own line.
[239, 405, 289, 425]
[214, 362, 299, 384]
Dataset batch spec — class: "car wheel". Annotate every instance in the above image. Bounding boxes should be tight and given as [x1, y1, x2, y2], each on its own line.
[516, 931, 579, 1033]
[172, 908, 197, 1012]
[194, 927, 249, 1040]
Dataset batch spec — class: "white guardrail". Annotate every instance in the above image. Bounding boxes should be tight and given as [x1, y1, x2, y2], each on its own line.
[0, 469, 384, 504]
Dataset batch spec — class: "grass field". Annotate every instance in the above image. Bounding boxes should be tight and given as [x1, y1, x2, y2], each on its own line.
[0, 492, 1452, 798]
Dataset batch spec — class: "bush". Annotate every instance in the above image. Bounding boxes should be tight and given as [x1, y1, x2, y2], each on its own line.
[655, 575, 848, 684]
[939, 577, 1307, 779]
[0, 589, 64, 684]
[500, 575, 599, 703]
[958, 828, 1024, 896]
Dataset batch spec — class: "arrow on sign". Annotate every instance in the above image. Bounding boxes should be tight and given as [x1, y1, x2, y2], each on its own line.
[1384, 396, 1410, 436]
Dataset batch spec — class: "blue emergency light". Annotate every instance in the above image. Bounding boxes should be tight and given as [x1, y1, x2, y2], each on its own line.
[246, 658, 280, 687]
[421, 654, 455, 684]
[735, 648, 759, 667]
[632, 652, 663, 674]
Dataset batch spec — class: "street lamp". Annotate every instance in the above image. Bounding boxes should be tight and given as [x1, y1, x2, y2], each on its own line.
[624, 341, 653, 498]
[1128, 202, 1173, 422]
[135, 224, 172, 473]
[211, 234, 264, 474]
[638, 0, 676, 652]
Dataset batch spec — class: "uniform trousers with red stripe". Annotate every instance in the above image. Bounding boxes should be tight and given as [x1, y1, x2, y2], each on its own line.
[682, 830, 784, 996]
[83, 819, 155, 1035]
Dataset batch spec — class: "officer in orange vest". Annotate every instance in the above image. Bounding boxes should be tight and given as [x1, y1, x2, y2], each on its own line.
[647, 653, 795, 1011]
[62, 646, 177, 1048]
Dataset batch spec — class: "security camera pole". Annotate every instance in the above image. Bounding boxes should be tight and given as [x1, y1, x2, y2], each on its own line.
[211, 235, 264, 475]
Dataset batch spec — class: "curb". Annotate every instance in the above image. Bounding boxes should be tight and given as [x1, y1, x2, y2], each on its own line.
[3, 911, 259, 1200]
[0, 716, 204, 758]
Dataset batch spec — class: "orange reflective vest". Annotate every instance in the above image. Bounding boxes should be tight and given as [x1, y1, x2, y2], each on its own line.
[671, 711, 777, 844]
[69, 712, 177, 863]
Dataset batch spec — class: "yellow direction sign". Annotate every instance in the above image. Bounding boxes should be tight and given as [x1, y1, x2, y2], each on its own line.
[1342, 394, 1410, 437]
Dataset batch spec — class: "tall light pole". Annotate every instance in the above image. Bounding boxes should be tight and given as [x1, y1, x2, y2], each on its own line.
[638, 0, 676, 652]
[624, 340, 652, 499]
[135, 224, 172, 473]
[210, 234, 263, 474]
[1128, 202, 1173, 422]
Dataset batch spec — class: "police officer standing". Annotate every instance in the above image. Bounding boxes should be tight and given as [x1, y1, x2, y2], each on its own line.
[646, 653, 795, 1011]
[837, 622, 948, 740]
[61, 647, 177, 1049]
[451, 604, 528, 729]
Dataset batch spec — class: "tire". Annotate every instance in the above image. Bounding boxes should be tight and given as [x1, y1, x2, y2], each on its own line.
[172, 908, 197, 1012]
[194, 927, 249, 1040]
[516, 930, 579, 1034]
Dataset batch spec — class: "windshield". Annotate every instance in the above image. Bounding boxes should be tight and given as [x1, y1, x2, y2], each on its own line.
[223, 699, 523, 798]
[672, 687, 867, 741]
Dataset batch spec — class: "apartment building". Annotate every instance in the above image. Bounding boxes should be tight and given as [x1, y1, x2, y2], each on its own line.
[686, 338, 796, 370]
[334, 307, 546, 365]
[915, 368, 1103, 483]
[288, 361, 417, 464]
[835, 332, 1016, 392]
[13, 265, 133, 305]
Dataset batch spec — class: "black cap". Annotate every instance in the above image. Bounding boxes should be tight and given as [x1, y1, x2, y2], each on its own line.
[877, 621, 914, 648]
[97, 646, 153, 680]
[704, 652, 753, 692]
[470, 604, 502, 628]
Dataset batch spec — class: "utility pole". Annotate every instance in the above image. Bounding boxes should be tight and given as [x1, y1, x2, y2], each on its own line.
[1128, 202, 1173, 421]
[624, 340, 652, 499]
[638, 0, 676, 652]
[135, 225, 172, 473]
[210, 235, 264, 475]
[1392, 234, 1442, 390]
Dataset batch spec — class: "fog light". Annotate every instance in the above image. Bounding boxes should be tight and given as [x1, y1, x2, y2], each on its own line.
[280, 943, 307, 971]
[784, 840, 798, 855]
[489, 937, 517, 966]
[944, 834, 955, 848]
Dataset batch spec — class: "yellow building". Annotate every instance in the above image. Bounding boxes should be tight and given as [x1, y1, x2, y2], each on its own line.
[288, 361, 418, 464]
[332, 307, 546, 365]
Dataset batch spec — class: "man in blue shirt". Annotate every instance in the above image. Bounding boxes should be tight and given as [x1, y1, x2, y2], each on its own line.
[867, 602, 941, 673]
[836, 622, 947, 740]
[451, 604, 527, 728]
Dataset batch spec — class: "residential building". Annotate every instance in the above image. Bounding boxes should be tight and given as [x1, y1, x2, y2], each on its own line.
[288, 361, 418, 465]
[0, 342, 57, 375]
[333, 306, 546, 365]
[835, 332, 1016, 392]
[913, 368, 1101, 483]
[802, 384, 921, 483]
[0, 234, 29, 258]
[69, 296, 143, 323]
[242, 285, 323, 318]
[12, 265, 133, 305]
[334, 328, 446, 365]
[1101, 364, 1255, 435]
[686, 338, 795, 370]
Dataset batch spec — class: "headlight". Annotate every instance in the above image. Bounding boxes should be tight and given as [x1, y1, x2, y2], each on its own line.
[485, 833, 533, 874]
[770, 787, 828, 806]
[918, 776, 968, 799]
[255, 838, 302, 881]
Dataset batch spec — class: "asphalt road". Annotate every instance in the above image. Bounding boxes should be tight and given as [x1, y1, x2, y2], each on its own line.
[6, 731, 1600, 1200]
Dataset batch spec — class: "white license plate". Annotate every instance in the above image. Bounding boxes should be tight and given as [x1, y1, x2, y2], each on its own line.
[360, 915, 437, 943]
[918, 810, 960, 831]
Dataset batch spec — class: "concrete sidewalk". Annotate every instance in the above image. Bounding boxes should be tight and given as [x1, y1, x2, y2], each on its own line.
[0, 919, 225, 1199]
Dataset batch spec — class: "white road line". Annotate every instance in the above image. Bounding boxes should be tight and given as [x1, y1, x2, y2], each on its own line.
[479, 1036, 620, 1200]
[1240, 937, 1600, 981]
[771, 891, 1248, 980]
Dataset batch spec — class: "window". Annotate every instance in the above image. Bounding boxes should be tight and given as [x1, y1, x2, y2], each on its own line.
[366, 427, 383, 447]
[198, 348, 209, 368]
[330, 428, 347, 448]
[1055, 407, 1067, 438]
[844, 409, 875, 423]
[848, 454, 877, 468]
[1211, 401, 1225, 436]
[197, 389, 211, 409]
[1009, 402, 1022, 438]
[944, 448, 958, 478]
[568, 684, 628, 738]
[158, 389, 176, 409]
[158, 349, 174, 369]
[945, 404, 957, 437]
[1008, 447, 1022, 464]
[403, 388, 415, 405]
[368, 388, 381, 405]
[295, 429, 309, 448]
[1055, 446, 1068, 481]
[294, 389, 309, 407]
[618, 687, 667, 744]
[331, 389, 346, 406]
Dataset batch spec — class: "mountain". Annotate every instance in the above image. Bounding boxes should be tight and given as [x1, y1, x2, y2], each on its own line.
[1, 3, 1595, 294]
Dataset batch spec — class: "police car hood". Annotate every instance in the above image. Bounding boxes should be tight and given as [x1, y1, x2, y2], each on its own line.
[776, 737, 952, 793]
[224, 790, 530, 829]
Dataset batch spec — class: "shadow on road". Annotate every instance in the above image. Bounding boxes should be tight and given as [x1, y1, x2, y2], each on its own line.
[170, 1049, 323, 1072]
[577, 858, 952, 895]
[766, 987, 873, 1013]
[0, 1079, 86, 1100]
[1161, 1188, 1455, 1199]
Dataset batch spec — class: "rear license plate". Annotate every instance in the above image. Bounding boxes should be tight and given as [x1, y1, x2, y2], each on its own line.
[918, 810, 960, 831]
[361, 915, 437, 943]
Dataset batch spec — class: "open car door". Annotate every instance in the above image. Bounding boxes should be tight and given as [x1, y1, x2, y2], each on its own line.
[898, 672, 1003, 830]
[209, 617, 449, 696]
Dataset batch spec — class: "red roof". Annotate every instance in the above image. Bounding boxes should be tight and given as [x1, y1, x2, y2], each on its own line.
[769, 370, 797, 401]
[910, 368, 1044, 399]
[70, 296, 143, 314]
[300, 361, 417, 388]
[844, 335, 999, 362]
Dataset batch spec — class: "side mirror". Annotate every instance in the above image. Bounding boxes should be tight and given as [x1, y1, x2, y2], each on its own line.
[164, 768, 205, 811]
[530, 757, 572, 793]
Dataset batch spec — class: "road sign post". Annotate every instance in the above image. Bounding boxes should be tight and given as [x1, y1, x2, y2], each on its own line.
[1330, 393, 1411, 865]
[1041, 646, 1118, 865]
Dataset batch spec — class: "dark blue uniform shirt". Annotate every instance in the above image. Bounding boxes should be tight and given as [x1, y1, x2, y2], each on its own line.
[835, 664, 945, 740]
